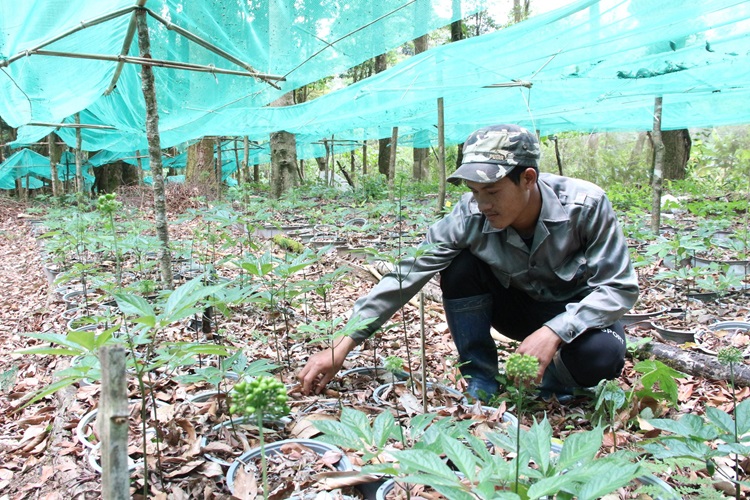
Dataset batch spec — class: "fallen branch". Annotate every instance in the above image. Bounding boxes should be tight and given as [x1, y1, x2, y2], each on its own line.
[627, 334, 750, 387]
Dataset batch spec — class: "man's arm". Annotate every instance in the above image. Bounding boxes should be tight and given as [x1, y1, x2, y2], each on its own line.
[545, 194, 638, 342]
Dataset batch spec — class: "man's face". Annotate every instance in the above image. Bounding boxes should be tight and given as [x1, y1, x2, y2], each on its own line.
[465, 174, 532, 231]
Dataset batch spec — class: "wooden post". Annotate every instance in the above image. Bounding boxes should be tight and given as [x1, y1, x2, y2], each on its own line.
[436, 98, 446, 215]
[329, 135, 335, 186]
[242, 136, 249, 186]
[137, 7, 174, 289]
[362, 141, 368, 176]
[650, 97, 664, 234]
[74, 113, 85, 194]
[553, 135, 563, 175]
[98, 346, 129, 500]
[135, 149, 144, 185]
[388, 127, 398, 197]
[216, 137, 223, 201]
[48, 133, 61, 197]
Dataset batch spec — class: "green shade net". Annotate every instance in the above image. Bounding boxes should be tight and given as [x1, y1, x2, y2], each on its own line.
[3, 0, 750, 160]
[1, 0, 486, 150]
[0, 148, 92, 188]
[56, 151, 96, 183]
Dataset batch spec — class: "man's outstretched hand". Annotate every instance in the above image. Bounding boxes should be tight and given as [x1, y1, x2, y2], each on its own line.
[516, 325, 563, 383]
[297, 336, 358, 395]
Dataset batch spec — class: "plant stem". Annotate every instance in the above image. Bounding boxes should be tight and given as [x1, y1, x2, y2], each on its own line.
[514, 390, 523, 495]
[730, 361, 740, 500]
[109, 212, 122, 288]
[257, 411, 269, 500]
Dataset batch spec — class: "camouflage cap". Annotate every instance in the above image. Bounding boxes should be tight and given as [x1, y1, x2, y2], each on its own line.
[447, 124, 541, 185]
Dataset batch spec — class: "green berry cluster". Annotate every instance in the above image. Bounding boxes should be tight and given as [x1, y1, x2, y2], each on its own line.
[96, 193, 121, 215]
[717, 346, 743, 365]
[505, 353, 539, 383]
[229, 376, 290, 419]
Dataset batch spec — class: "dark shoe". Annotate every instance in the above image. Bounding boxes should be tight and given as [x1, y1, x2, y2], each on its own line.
[465, 376, 500, 402]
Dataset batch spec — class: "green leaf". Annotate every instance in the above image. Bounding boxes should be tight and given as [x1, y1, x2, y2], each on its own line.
[557, 426, 603, 470]
[66, 329, 97, 352]
[736, 399, 750, 437]
[114, 292, 154, 318]
[527, 473, 581, 499]
[312, 420, 364, 451]
[440, 435, 477, 480]
[163, 278, 225, 323]
[705, 406, 735, 436]
[634, 359, 684, 406]
[21, 332, 81, 349]
[340, 407, 373, 443]
[16, 346, 80, 356]
[93, 326, 118, 349]
[23, 376, 82, 408]
[575, 461, 641, 500]
[521, 417, 552, 475]
[372, 410, 398, 449]
[391, 449, 456, 478]
[640, 438, 715, 460]
[648, 414, 719, 441]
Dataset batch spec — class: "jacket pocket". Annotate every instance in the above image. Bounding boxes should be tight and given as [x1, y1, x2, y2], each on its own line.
[553, 255, 588, 285]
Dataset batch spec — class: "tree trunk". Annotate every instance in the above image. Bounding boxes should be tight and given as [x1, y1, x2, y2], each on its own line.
[662, 129, 691, 180]
[375, 53, 391, 178]
[48, 133, 62, 197]
[74, 114, 85, 195]
[626, 334, 750, 387]
[362, 141, 368, 175]
[650, 97, 664, 234]
[270, 93, 299, 198]
[387, 127, 398, 197]
[137, 9, 173, 289]
[240, 137, 249, 186]
[412, 34, 430, 182]
[93, 161, 136, 194]
[186, 138, 217, 194]
[450, 17, 464, 170]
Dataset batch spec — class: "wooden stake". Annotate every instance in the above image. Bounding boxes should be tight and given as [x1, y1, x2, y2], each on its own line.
[74, 113, 84, 194]
[436, 97, 446, 215]
[98, 346, 129, 500]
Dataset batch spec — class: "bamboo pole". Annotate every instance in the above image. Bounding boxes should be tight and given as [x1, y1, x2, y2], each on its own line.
[30, 50, 282, 79]
[0, 6, 137, 67]
[144, 8, 283, 88]
[105, 1, 145, 95]
[137, 8, 174, 289]
[28, 122, 116, 130]
[98, 346, 129, 500]
[650, 97, 664, 234]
